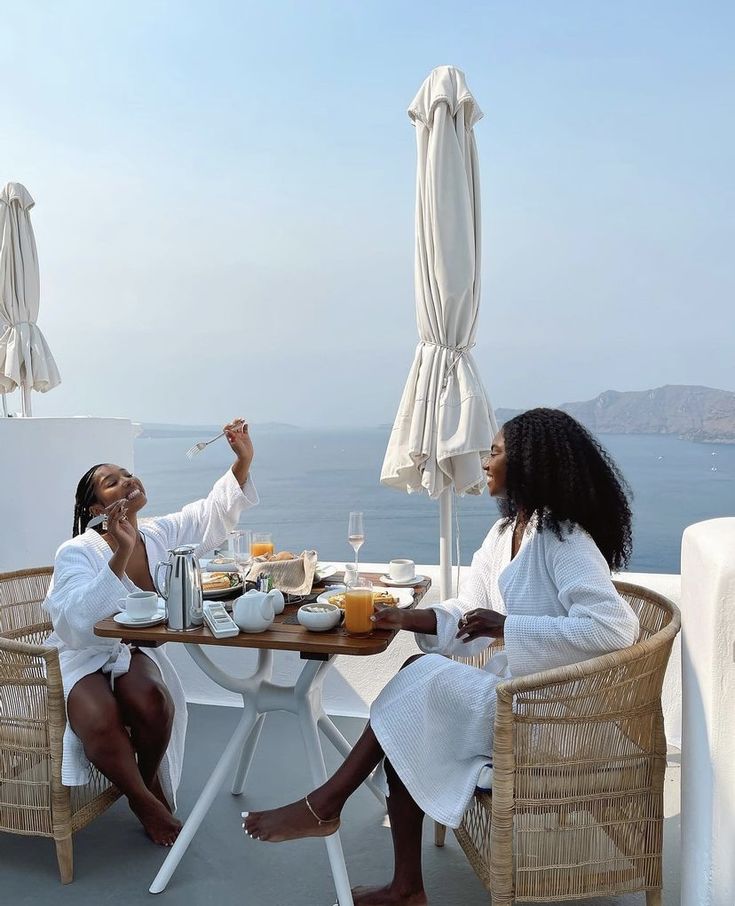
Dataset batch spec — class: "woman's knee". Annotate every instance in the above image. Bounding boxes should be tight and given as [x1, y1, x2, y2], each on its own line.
[125, 680, 174, 732]
[115, 656, 175, 732]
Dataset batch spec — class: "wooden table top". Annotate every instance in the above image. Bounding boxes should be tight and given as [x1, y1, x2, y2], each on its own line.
[94, 572, 432, 659]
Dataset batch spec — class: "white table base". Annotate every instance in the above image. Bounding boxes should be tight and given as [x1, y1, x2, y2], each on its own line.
[149, 647, 386, 905]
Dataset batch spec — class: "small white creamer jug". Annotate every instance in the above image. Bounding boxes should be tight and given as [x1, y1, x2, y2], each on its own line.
[233, 589, 278, 633]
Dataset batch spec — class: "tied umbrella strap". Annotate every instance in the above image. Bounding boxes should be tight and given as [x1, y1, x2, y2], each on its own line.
[420, 340, 475, 390]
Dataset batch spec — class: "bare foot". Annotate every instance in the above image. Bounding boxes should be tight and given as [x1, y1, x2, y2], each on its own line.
[129, 793, 182, 846]
[242, 798, 340, 843]
[352, 885, 427, 905]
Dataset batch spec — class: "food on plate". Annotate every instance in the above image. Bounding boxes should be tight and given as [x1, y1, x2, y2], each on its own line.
[269, 550, 297, 561]
[327, 590, 398, 609]
[208, 557, 238, 570]
[201, 572, 240, 592]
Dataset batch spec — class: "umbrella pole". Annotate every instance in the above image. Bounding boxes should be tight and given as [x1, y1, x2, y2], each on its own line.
[439, 488, 452, 600]
[21, 385, 31, 417]
[1, 394, 7, 417]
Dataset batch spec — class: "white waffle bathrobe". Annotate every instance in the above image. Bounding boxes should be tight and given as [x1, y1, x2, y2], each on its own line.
[44, 470, 258, 809]
[370, 518, 639, 828]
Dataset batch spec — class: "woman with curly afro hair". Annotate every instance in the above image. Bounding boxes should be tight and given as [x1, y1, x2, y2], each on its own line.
[243, 409, 639, 906]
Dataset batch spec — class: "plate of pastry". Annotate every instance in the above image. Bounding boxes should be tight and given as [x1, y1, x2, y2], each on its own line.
[316, 586, 414, 609]
[201, 571, 244, 600]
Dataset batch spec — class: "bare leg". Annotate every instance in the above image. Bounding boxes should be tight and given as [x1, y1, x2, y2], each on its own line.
[244, 654, 427, 845]
[352, 760, 427, 905]
[114, 652, 175, 810]
[244, 721, 384, 842]
[67, 671, 181, 846]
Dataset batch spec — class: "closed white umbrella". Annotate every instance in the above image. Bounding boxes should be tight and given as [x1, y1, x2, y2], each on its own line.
[0, 307, 7, 416]
[380, 66, 497, 599]
[0, 183, 61, 416]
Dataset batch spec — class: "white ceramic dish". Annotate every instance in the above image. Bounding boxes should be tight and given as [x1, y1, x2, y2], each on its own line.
[297, 603, 342, 631]
[201, 558, 240, 573]
[314, 563, 338, 581]
[315, 584, 346, 603]
[316, 587, 414, 609]
[379, 574, 427, 587]
[114, 608, 166, 629]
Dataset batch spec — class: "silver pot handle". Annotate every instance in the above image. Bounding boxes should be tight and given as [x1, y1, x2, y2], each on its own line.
[154, 561, 171, 599]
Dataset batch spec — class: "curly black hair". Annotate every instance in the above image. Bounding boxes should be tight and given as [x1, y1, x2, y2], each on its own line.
[499, 408, 633, 570]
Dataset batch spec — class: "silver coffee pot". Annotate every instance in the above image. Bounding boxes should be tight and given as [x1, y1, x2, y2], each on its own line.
[154, 544, 203, 631]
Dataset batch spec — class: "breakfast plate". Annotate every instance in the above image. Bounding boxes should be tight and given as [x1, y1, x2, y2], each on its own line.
[201, 573, 244, 600]
[316, 586, 414, 609]
[114, 608, 167, 629]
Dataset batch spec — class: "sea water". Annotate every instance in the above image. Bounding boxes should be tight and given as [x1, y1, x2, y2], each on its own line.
[134, 429, 734, 575]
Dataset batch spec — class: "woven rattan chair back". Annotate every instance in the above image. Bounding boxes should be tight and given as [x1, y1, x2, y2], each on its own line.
[0, 567, 120, 884]
[444, 581, 680, 906]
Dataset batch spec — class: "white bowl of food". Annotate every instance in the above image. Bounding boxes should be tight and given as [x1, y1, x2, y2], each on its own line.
[203, 557, 239, 573]
[297, 602, 342, 632]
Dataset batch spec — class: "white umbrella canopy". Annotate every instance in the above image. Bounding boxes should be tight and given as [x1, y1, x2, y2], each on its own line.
[0, 182, 61, 415]
[381, 67, 497, 504]
[381, 66, 497, 516]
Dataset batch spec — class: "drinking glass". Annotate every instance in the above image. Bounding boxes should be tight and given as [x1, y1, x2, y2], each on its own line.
[347, 512, 365, 571]
[344, 577, 373, 637]
[251, 532, 274, 558]
[230, 530, 252, 583]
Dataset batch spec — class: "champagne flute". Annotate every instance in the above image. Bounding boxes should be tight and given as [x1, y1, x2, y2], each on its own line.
[230, 529, 252, 586]
[347, 511, 365, 573]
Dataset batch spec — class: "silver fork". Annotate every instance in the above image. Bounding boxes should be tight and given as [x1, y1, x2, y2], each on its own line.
[185, 431, 225, 460]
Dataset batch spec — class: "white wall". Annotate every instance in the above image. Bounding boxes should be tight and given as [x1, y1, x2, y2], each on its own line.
[0, 417, 135, 572]
[680, 518, 735, 906]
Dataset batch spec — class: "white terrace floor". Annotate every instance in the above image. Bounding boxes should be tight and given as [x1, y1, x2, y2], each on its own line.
[1, 704, 681, 906]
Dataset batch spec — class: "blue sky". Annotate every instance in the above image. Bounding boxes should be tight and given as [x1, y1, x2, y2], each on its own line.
[1, 1, 733, 425]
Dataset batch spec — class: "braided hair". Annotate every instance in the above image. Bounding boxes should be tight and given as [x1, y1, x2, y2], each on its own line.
[499, 408, 633, 570]
[73, 464, 107, 537]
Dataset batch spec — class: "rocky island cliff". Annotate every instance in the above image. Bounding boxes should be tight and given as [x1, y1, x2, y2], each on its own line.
[496, 385, 735, 443]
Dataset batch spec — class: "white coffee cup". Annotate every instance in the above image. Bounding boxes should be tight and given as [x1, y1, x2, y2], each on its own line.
[123, 591, 159, 620]
[389, 559, 416, 583]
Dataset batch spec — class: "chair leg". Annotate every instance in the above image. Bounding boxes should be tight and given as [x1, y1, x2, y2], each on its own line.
[54, 834, 74, 884]
[434, 821, 447, 847]
[645, 890, 662, 906]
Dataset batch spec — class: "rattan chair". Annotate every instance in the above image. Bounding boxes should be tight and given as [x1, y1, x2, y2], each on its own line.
[0, 567, 121, 883]
[434, 581, 680, 905]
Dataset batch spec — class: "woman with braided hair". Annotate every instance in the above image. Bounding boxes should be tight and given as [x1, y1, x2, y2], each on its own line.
[242, 409, 639, 906]
[44, 419, 258, 846]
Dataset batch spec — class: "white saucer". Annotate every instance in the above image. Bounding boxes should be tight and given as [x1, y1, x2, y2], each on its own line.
[379, 574, 426, 587]
[114, 609, 166, 629]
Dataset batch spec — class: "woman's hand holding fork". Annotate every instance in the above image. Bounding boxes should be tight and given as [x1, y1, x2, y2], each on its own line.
[225, 419, 254, 486]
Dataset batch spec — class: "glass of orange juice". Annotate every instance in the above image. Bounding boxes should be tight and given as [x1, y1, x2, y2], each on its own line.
[344, 578, 374, 637]
[251, 532, 274, 558]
